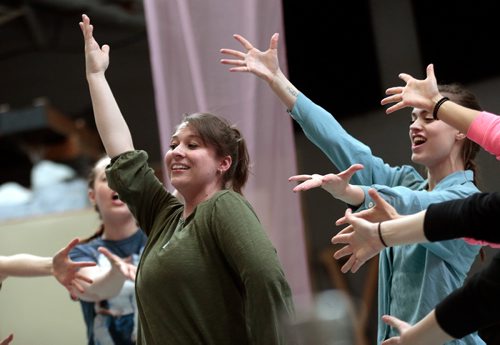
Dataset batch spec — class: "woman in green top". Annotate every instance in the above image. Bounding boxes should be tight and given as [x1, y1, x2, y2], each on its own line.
[79, 14, 294, 345]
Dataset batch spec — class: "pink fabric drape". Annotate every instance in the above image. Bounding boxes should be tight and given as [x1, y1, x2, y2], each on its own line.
[144, 0, 311, 302]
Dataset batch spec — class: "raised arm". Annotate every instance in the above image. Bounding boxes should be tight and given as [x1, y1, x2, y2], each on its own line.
[79, 14, 134, 158]
[381, 64, 479, 134]
[220, 33, 298, 110]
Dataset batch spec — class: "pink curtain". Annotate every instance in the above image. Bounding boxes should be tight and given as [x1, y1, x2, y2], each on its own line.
[144, 0, 311, 302]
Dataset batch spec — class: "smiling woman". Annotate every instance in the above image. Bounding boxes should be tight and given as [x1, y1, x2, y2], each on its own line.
[220, 32, 485, 345]
[80, 13, 294, 345]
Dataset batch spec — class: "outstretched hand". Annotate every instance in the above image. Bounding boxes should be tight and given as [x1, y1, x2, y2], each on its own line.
[79, 14, 110, 76]
[336, 188, 399, 224]
[381, 315, 412, 344]
[220, 33, 280, 83]
[289, 164, 364, 199]
[52, 238, 96, 294]
[98, 247, 137, 281]
[331, 189, 399, 273]
[381, 64, 441, 114]
[330, 208, 383, 273]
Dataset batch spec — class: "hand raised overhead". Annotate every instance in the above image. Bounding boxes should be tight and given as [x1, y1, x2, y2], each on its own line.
[220, 33, 281, 83]
[79, 14, 110, 76]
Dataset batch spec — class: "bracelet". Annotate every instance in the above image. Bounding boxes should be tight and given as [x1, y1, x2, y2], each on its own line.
[378, 221, 388, 247]
[432, 96, 450, 120]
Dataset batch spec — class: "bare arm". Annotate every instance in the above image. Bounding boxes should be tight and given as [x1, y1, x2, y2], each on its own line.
[70, 247, 135, 302]
[0, 255, 52, 279]
[381, 64, 480, 134]
[220, 33, 299, 110]
[79, 14, 134, 158]
[0, 238, 96, 293]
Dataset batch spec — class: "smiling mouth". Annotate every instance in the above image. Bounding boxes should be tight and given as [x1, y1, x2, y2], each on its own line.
[412, 136, 426, 147]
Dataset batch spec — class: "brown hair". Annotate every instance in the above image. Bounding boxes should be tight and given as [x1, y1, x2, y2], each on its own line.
[438, 84, 481, 186]
[438, 84, 486, 260]
[179, 112, 250, 194]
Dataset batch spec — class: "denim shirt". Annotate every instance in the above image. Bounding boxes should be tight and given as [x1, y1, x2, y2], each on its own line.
[291, 93, 484, 345]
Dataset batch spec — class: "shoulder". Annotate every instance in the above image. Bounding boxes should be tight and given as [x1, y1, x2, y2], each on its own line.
[211, 190, 252, 208]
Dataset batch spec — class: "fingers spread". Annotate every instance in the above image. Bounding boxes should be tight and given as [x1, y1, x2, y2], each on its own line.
[233, 34, 254, 50]
[333, 245, 352, 259]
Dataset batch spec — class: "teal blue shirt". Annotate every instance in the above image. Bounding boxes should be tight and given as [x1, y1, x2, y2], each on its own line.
[291, 93, 484, 345]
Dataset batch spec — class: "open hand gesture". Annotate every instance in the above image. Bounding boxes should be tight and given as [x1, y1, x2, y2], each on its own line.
[220, 33, 280, 83]
[381, 64, 441, 114]
[289, 164, 363, 199]
[331, 208, 383, 273]
[52, 238, 96, 293]
[79, 14, 109, 76]
[332, 189, 399, 273]
[380, 315, 412, 344]
[98, 247, 137, 281]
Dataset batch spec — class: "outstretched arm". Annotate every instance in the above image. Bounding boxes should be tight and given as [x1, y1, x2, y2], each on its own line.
[381, 310, 453, 345]
[289, 164, 365, 206]
[220, 33, 299, 110]
[332, 208, 427, 273]
[79, 14, 134, 158]
[0, 239, 96, 293]
[381, 64, 479, 134]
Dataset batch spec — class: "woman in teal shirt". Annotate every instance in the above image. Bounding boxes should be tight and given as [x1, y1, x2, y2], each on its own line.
[221, 34, 483, 344]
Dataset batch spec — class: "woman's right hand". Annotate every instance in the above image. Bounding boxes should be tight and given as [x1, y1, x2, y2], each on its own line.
[381, 64, 442, 114]
[220, 33, 281, 84]
[79, 14, 110, 77]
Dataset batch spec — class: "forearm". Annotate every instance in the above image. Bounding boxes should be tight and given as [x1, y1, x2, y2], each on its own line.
[87, 74, 134, 158]
[432, 98, 479, 134]
[330, 185, 365, 206]
[268, 69, 298, 111]
[381, 211, 428, 247]
[0, 255, 52, 277]
[75, 266, 126, 302]
[402, 310, 453, 345]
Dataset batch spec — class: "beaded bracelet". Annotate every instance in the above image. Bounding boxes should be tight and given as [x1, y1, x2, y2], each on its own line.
[432, 96, 450, 120]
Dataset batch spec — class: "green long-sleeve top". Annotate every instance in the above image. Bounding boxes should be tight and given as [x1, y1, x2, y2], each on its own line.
[106, 150, 294, 345]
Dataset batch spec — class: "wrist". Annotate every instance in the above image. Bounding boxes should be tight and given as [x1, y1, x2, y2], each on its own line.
[86, 72, 106, 82]
[378, 221, 389, 247]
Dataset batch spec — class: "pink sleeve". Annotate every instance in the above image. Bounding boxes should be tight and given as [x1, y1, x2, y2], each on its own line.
[463, 237, 500, 248]
[466, 112, 500, 160]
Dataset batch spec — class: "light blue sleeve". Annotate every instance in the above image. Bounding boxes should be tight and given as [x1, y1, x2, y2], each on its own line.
[290, 93, 424, 188]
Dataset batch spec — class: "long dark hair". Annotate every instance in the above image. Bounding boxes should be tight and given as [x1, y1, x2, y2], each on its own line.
[179, 112, 251, 194]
